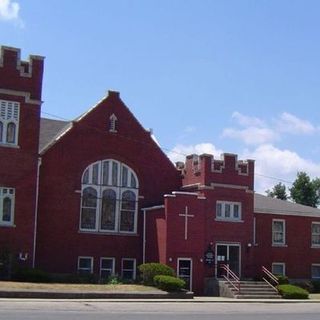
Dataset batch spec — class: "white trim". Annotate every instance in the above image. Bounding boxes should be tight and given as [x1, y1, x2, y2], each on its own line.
[215, 201, 242, 221]
[272, 262, 286, 276]
[0, 187, 15, 226]
[0, 89, 42, 105]
[77, 256, 93, 274]
[121, 258, 136, 280]
[210, 183, 249, 191]
[172, 191, 199, 196]
[311, 222, 320, 248]
[100, 257, 115, 279]
[141, 205, 165, 211]
[272, 219, 286, 246]
[215, 242, 241, 278]
[311, 264, 320, 279]
[177, 257, 193, 292]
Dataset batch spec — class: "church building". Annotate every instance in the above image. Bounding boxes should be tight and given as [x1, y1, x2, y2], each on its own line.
[1, 46, 320, 295]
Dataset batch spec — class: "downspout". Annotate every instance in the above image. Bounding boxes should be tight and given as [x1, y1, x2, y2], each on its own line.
[142, 209, 146, 264]
[32, 157, 41, 268]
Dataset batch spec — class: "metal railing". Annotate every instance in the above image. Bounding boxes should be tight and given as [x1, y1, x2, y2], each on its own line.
[261, 266, 279, 292]
[220, 264, 241, 293]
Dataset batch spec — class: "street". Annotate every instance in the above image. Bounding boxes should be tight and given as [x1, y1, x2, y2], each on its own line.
[0, 300, 320, 320]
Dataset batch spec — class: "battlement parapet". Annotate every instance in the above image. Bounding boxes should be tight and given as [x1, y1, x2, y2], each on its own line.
[0, 46, 44, 101]
[182, 153, 254, 190]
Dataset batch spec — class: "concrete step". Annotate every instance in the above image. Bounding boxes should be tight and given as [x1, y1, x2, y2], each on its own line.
[235, 294, 282, 299]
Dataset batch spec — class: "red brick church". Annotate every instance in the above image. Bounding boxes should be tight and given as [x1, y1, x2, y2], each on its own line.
[1, 46, 320, 294]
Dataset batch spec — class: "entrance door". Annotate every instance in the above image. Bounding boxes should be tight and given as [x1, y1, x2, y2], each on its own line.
[177, 258, 192, 291]
[216, 244, 240, 278]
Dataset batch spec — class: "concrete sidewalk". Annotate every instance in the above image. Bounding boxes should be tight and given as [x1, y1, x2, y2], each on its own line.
[0, 289, 319, 303]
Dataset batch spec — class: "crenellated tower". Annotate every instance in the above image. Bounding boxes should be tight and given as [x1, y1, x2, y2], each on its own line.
[0, 46, 44, 271]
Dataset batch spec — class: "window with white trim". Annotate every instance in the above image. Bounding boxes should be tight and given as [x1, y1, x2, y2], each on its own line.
[121, 258, 136, 280]
[272, 219, 285, 245]
[272, 262, 285, 276]
[77, 256, 93, 274]
[80, 160, 139, 233]
[100, 257, 115, 280]
[216, 201, 241, 220]
[109, 114, 118, 132]
[311, 264, 320, 279]
[0, 100, 19, 146]
[311, 222, 320, 247]
[0, 187, 15, 226]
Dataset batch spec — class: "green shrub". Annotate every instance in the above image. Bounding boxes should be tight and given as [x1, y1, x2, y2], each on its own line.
[153, 275, 186, 292]
[278, 284, 309, 299]
[292, 281, 313, 293]
[138, 263, 175, 285]
[311, 280, 320, 293]
[276, 275, 289, 285]
[13, 268, 51, 283]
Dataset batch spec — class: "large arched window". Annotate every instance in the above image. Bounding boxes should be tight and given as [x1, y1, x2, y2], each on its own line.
[80, 160, 139, 233]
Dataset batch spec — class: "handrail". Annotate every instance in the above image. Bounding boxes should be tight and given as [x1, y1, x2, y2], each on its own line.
[220, 264, 240, 293]
[261, 266, 279, 292]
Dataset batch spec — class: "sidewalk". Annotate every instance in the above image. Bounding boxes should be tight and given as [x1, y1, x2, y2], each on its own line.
[0, 289, 319, 302]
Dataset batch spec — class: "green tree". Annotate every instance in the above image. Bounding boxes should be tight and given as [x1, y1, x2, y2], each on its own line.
[266, 182, 288, 200]
[289, 172, 320, 207]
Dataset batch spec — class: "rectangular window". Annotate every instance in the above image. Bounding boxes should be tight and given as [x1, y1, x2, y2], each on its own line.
[0, 100, 20, 146]
[311, 223, 320, 247]
[0, 187, 15, 226]
[272, 262, 285, 276]
[78, 256, 93, 274]
[100, 257, 115, 280]
[272, 219, 286, 245]
[215, 201, 242, 221]
[121, 258, 136, 280]
[311, 264, 320, 279]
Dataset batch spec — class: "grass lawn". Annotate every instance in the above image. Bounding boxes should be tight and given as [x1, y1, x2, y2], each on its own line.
[0, 281, 161, 292]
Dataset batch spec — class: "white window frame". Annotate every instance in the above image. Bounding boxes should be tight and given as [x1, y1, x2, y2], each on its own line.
[272, 219, 286, 246]
[77, 256, 93, 274]
[272, 262, 286, 276]
[177, 257, 193, 292]
[311, 222, 320, 247]
[100, 257, 115, 280]
[215, 201, 242, 221]
[0, 187, 15, 226]
[0, 100, 20, 146]
[311, 264, 320, 279]
[79, 159, 139, 234]
[121, 258, 136, 280]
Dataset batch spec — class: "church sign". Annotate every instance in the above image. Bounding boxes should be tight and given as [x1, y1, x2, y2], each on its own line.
[204, 245, 215, 266]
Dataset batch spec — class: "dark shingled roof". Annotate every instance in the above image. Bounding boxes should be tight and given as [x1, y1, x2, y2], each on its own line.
[39, 118, 71, 152]
[254, 193, 320, 217]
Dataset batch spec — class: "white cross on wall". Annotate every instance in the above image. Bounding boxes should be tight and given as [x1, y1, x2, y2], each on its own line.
[179, 206, 195, 240]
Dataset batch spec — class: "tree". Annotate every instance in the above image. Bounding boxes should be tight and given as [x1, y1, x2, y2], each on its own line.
[266, 182, 288, 200]
[289, 172, 320, 207]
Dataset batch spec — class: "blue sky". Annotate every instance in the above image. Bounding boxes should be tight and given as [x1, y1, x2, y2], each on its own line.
[1, 0, 320, 193]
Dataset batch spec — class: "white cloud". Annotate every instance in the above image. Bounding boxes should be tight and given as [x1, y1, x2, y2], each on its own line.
[242, 144, 320, 193]
[167, 143, 223, 163]
[232, 111, 265, 127]
[276, 112, 318, 135]
[0, 0, 22, 26]
[222, 127, 278, 145]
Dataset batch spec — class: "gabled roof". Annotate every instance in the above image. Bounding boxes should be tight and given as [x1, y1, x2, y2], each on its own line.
[39, 118, 71, 152]
[254, 193, 320, 218]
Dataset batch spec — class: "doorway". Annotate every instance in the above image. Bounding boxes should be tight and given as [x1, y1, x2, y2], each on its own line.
[177, 258, 192, 291]
[216, 243, 240, 278]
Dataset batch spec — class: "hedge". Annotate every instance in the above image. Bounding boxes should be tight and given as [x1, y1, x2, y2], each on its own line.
[153, 275, 186, 292]
[138, 263, 175, 285]
[278, 284, 309, 299]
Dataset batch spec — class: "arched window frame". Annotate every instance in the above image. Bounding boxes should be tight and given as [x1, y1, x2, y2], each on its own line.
[0, 100, 20, 146]
[80, 160, 139, 234]
[0, 187, 15, 226]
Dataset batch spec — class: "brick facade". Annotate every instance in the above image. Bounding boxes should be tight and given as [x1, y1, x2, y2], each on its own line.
[1, 45, 320, 294]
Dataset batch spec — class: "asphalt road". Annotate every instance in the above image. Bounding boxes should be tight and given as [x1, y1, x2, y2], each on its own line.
[0, 300, 320, 320]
